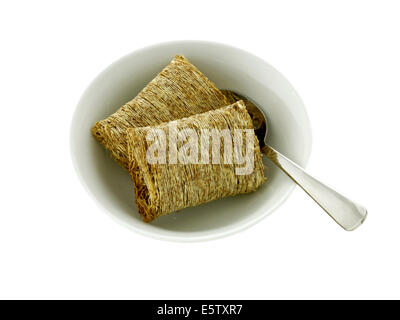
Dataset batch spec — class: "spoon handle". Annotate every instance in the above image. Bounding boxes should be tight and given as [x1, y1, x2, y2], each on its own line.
[261, 145, 367, 231]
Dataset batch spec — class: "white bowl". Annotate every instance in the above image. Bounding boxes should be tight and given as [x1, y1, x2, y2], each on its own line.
[70, 41, 312, 241]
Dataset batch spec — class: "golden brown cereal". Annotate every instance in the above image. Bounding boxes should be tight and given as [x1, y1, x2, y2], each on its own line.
[127, 101, 265, 222]
[91, 55, 230, 169]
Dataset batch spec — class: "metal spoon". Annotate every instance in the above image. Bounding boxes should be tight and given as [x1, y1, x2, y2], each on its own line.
[222, 90, 367, 231]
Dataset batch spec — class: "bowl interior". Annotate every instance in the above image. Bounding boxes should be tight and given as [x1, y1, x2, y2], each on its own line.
[70, 41, 312, 241]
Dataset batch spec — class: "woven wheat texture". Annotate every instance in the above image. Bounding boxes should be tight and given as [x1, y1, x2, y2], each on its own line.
[127, 101, 265, 222]
[91, 55, 230, 169]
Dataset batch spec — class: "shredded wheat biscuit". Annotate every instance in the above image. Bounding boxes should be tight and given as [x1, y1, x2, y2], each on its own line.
[91, 55, 230, 169]
[127, 101, 265, 222]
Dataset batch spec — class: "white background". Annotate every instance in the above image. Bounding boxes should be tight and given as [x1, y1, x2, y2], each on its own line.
[0, 0, 399, 300]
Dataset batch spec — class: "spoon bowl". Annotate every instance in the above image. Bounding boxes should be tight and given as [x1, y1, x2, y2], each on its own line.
[223, 90, 368, 231]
